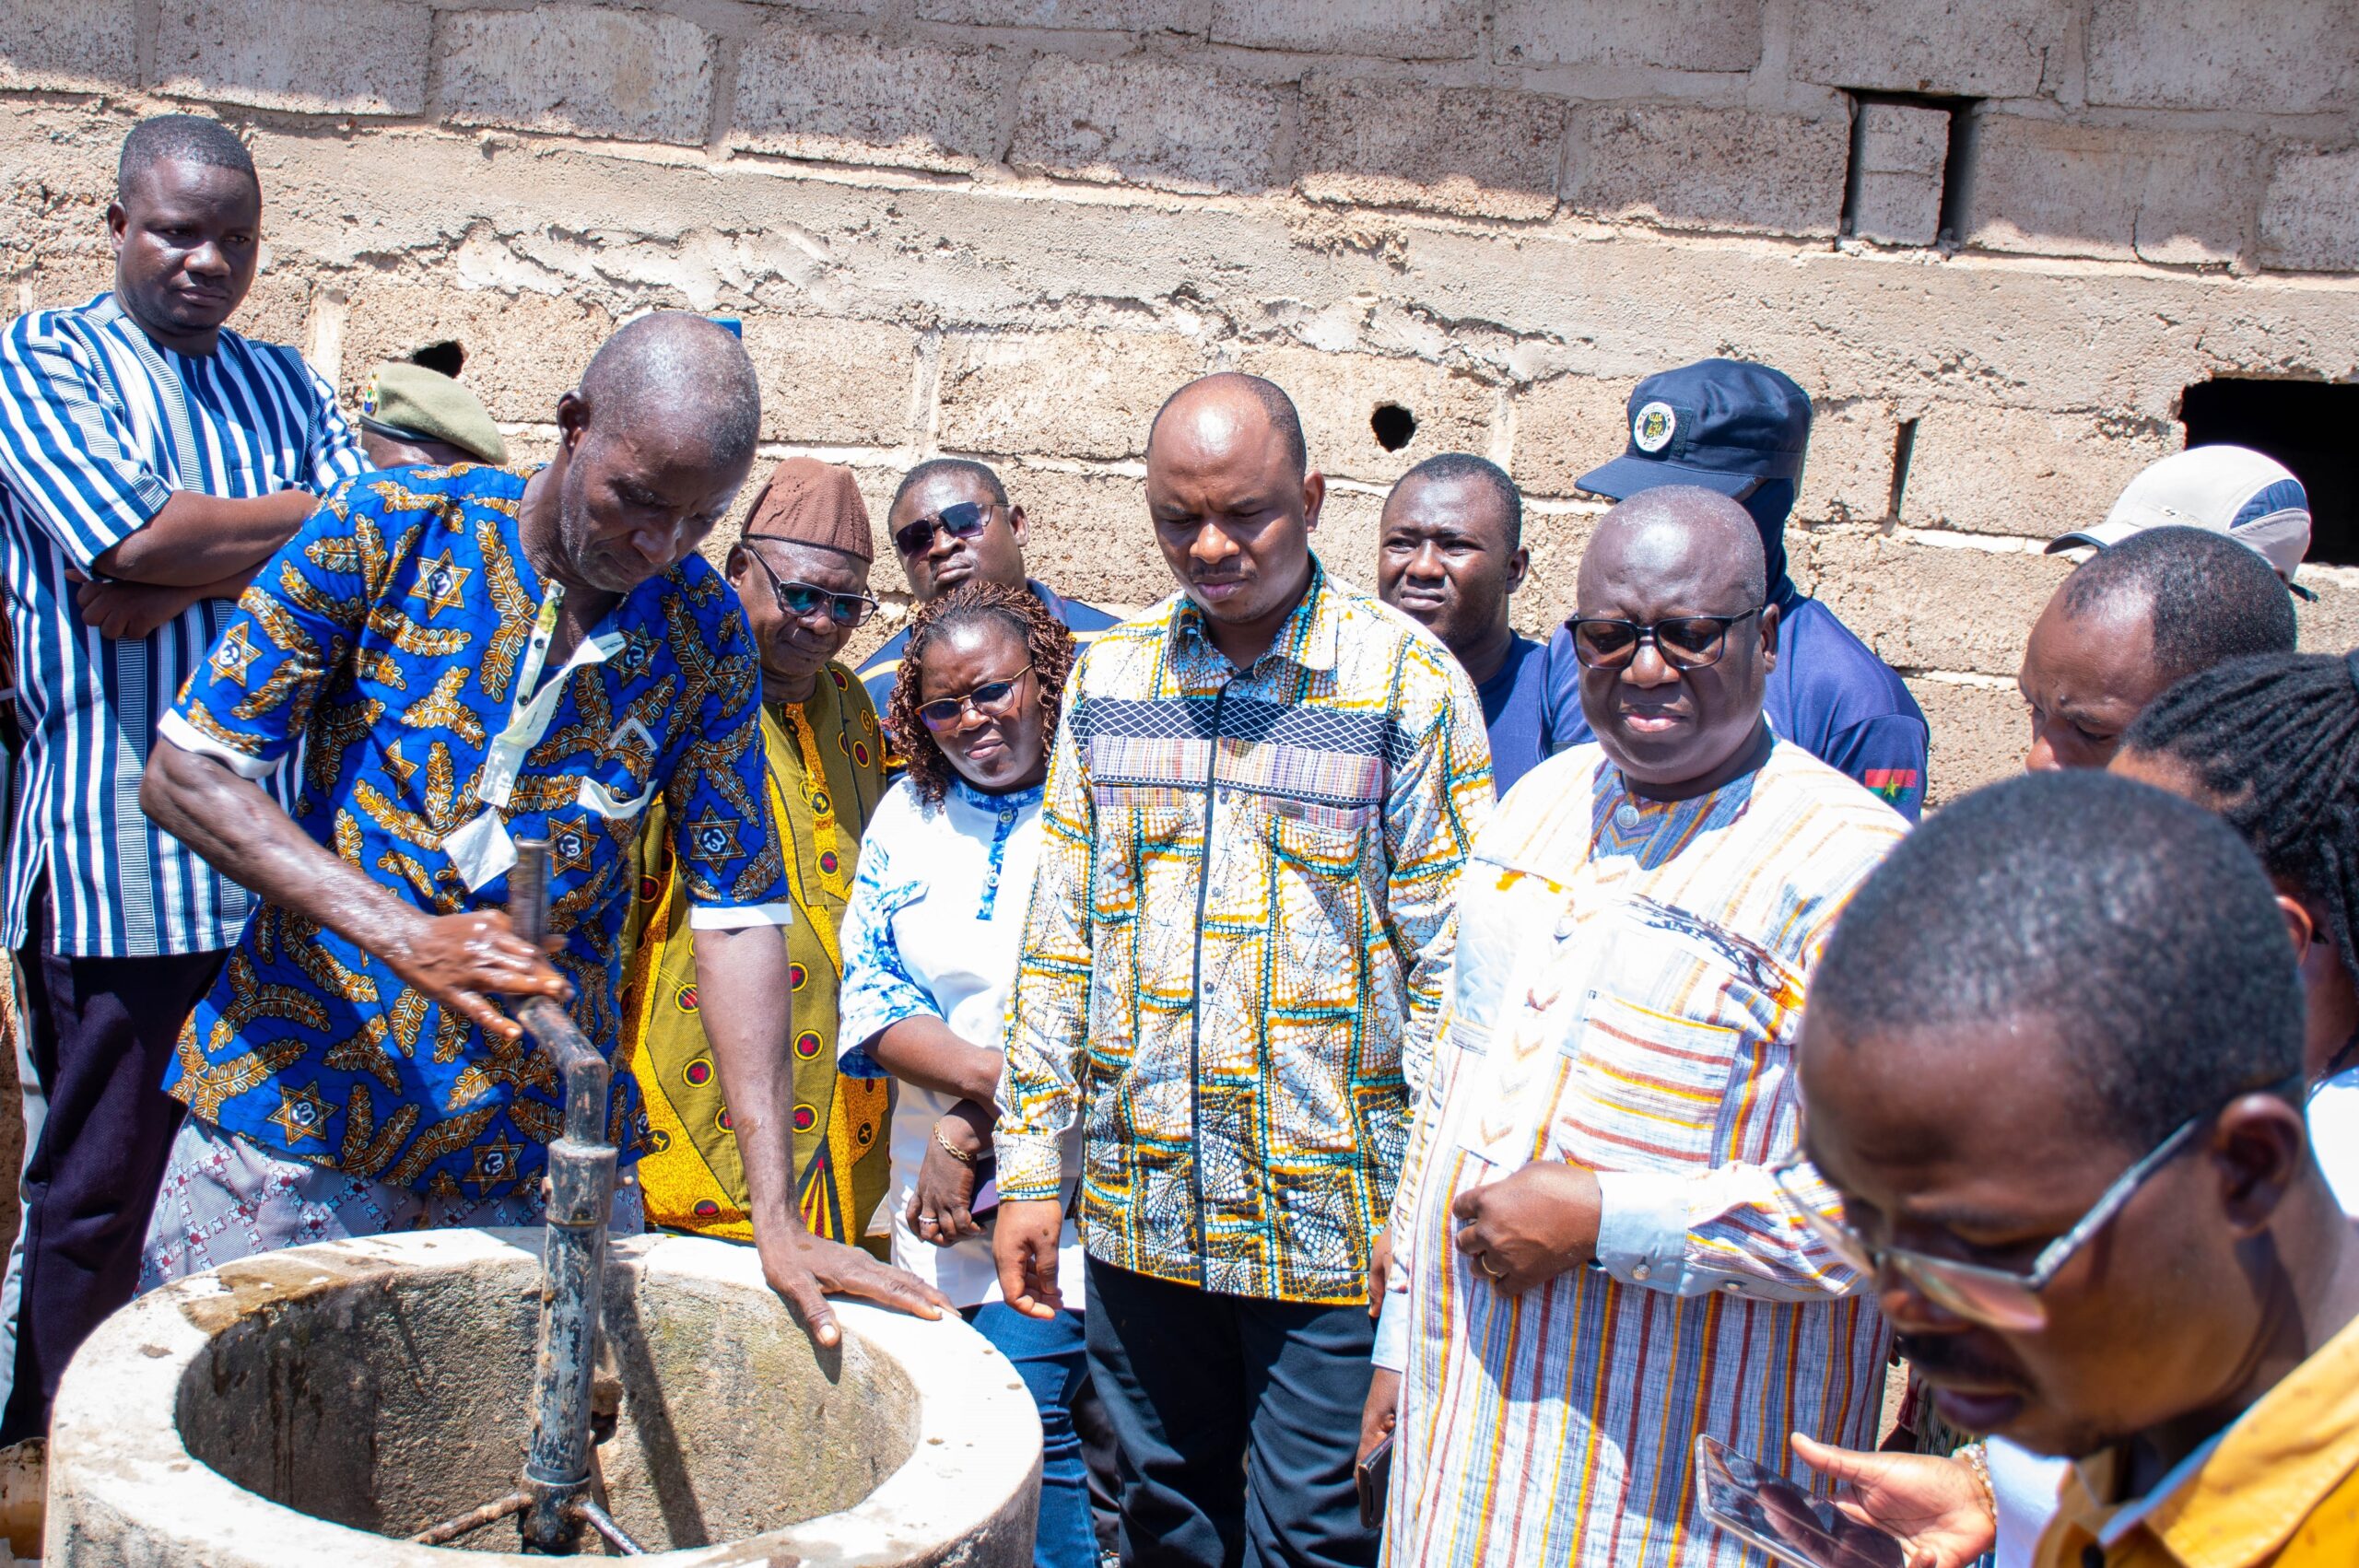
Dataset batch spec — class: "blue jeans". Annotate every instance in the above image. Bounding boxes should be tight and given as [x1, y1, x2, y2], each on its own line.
[971, 1303, 1097, 1568]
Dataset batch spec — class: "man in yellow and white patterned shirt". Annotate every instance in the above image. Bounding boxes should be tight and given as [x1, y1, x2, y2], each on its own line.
[992, 373, 1493, 1568]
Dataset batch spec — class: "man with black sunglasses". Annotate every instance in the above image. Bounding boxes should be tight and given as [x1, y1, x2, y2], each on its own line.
[857, 458, 1118, 723]
[623, 457, 899, 1251]
[1790, 770, 2359, 1568]
[1365, 486, 1909, 1566]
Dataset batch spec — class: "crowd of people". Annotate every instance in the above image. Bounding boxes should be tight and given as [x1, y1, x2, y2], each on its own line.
[0, 110, 2349, 1568]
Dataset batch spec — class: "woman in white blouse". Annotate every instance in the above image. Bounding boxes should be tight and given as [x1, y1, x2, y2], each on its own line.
[838, 580, 1093, 1568]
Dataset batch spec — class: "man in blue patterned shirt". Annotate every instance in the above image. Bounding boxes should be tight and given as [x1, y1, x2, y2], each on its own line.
[138, 313, 945, 1348]
[0, 115, 367, 1440]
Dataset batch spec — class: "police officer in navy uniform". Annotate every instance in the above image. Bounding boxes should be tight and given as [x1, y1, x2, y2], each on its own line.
[1540, 358, 1930, 818]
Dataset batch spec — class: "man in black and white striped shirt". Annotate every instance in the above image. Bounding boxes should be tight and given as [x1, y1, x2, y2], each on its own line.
[0, 114, 363, 1439]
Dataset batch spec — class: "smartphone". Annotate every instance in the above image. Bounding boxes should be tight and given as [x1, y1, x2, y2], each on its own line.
[969, 1155, 1000, 1226]
[1355, 1431, 1394, 1529]
[1694, 1435, 1907, 1568]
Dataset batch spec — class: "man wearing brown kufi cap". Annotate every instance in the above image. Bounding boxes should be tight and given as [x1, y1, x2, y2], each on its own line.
[625, 457, 896, 1249]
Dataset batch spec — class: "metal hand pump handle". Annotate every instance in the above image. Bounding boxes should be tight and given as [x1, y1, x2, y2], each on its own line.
[408, 839, 647, 1556]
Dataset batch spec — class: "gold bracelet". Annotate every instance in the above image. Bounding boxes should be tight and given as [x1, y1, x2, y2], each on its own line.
[1953, 1442, 1997, 1526]
[933, 1124, 978, 1164]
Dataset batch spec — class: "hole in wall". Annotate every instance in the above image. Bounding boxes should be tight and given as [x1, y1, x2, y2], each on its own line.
[2180, 379, 2359, 567]
[1838, 90, 1979, 245]
[1885, 418, 1919, 521]
[407, 340, 465, 379]
[1371, 404, 1417, 452]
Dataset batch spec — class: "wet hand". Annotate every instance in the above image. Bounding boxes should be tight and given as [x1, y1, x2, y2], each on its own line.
[1450, 1162, 1601, 1293]
[383, 910, 569, 1041]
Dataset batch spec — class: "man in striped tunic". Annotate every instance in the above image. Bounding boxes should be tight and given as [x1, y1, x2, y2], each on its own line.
[0, 114, 365, 1439]
[1367, 487, 1907, 1567]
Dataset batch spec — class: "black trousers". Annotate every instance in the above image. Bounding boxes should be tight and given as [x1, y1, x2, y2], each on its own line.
[1085, 1258, 1379, 1568]
[0, 902, 220, 1444]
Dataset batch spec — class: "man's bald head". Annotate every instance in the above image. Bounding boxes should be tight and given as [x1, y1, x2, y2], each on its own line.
[576, 312, 762, 471]
[536, 314, 763, 595]
[1578, 486, 1767, 609]
[1148, 373, 1308, 481]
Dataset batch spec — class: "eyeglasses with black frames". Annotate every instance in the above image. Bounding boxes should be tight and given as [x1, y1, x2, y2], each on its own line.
[1566, 608, 1764, 672]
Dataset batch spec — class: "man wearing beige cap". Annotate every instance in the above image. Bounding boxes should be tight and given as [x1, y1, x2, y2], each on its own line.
[355, 360, 509, 470]
[623, 458, 897, 1249]
[2047, 443, 2313, 591]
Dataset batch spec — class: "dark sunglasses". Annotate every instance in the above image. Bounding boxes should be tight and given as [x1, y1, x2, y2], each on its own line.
[743, 544, 877, 628]
[916, 666, 1034, 733]
[893, 500, 993, 559]
[1566, 608, 1763, 672]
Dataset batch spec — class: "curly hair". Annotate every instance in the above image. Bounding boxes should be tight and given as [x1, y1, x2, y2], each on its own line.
[886, 580, 1076, 808]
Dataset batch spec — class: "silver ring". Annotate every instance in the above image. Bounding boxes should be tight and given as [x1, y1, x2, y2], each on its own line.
[919, 1213, 938, 1225]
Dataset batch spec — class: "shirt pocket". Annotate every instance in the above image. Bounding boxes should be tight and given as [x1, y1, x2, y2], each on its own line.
[1551, 919, 1773, 1173]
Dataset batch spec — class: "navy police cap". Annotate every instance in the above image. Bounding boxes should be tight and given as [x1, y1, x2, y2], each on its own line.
[1577, 357, 1812, 501]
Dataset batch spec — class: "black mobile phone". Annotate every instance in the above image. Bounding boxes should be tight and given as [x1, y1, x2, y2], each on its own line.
[1355, 1431, 1394, 1529]
[1694, 1435, 1907, 1568]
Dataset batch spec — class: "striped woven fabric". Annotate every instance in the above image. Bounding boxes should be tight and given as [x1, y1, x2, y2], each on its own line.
[1382, 742, 1907, 1567]
[995, 562, 1494, 1304]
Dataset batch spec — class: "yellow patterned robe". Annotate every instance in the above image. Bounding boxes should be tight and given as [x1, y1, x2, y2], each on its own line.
[621, 664, 891, 1245]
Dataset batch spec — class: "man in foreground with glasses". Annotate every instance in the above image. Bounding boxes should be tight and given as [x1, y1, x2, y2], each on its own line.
[857, 457, 1119, 721]
[1791, 769, 2359, 1568]
[1366, 484, 1908, 1566]
[623, 457, 898, 1247]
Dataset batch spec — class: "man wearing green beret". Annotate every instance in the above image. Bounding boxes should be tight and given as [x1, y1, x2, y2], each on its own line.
[356, 360, 508, 469]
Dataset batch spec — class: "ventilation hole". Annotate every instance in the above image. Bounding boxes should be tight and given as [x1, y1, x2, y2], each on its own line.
[1886, 417, 1919, 521]
[1371, 404, 1417, 452]
[2181, 378, 2359, 566]
[407, 340, 465, 378]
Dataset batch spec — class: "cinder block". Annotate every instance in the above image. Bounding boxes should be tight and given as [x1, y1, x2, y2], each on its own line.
[1905, 678, 2026, 807]
[992, 462, 1170, 612]
[336, 286, 617, 424]
[1961, 116, 2264, 266]
[441, 6, 714, 146]
[1797, 399, 1902, 526]
[2260, 148, 2359, 275]
[1789, 0, 2071, 99]
[916, 0, 1207, 28]
[1510, 375, 1635, 498]
[1009, 54, 1286, 193]
[0, 0, 137, 92]
[1848, 101, 1948, 247]
[935, 331, 1207, 462]
[1298, 77, 1566, 222]
[731, 27, 1011, 173]
[1797, 531, 2070, 679]
[2087, 0, 2356, 115]
[1210, 0, 1477, 61]
[158, 0, 428, 115]
[1231, 344, 1496, 486]
[745, 314, 921, 447]
[1509, 505, 1602, 636]
[1563, 103, 1849, 239]
[234, 271, 313, 357]
[1902, 403, 2176, 539]
[1492, 0, 1765, 74]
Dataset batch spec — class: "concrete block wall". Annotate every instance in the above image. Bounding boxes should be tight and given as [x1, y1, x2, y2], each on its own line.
[4, 0, 2357, 804]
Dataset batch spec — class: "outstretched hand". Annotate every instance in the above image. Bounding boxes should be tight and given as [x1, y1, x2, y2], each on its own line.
[760, 1232, 950, 1351]
[382, 910, 569, 1041]
[1787, 1433, 1997, 1568]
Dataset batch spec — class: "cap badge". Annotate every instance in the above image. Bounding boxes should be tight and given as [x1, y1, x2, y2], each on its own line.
[360, 370, 380, 417]
[1633, 401, 1676, 453]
